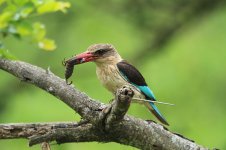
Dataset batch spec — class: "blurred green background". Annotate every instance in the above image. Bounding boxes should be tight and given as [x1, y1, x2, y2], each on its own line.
[1, 0, 226, 149]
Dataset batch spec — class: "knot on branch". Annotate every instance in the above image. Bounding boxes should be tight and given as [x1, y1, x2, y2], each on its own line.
[102, 85, 134, 131]
[117, 85, 134, 105]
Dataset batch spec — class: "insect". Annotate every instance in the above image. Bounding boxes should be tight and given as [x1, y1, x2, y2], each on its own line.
[62, 56, 80, 85]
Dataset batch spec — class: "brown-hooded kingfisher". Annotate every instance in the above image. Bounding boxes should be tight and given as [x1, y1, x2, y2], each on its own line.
[72, 43, 169, 125]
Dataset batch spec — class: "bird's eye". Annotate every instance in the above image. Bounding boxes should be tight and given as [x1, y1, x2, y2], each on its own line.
[95, 49, 107, 55]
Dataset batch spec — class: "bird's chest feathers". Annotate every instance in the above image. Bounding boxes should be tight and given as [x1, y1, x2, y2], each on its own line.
[96, 64, 125, 93]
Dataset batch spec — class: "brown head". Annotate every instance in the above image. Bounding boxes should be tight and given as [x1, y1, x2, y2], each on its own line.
[74, 43, 122, 65]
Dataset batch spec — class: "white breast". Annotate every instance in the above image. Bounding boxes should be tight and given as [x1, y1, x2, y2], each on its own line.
[96, 64, 127, 94]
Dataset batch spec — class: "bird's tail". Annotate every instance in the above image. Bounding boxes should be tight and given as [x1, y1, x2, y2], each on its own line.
[145, 102, 169, 126]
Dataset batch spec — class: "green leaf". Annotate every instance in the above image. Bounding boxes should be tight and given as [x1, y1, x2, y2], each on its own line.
[0, 12, 13, 29]
[19, 2, 34, 18]
[38, 38, 56, 51]
[0, 0, 69, 52]
[16, 21, 32, 36]
[32, 22, 46, 41]
[37, 1, 70, 14]
[12, 2, 34, 21]
[0, 49, 17, 59]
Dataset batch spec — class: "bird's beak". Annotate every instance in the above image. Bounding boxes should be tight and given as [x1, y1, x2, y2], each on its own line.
[74, 51, 96, 64]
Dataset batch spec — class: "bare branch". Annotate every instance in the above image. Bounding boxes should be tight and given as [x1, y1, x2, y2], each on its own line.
[0, 122, 108, 146]
[0, 122, 78, 139]
[28, 123, 107, 146]
[0, 59, 207, 150]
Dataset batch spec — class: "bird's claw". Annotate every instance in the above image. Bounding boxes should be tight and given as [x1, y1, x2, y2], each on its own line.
[66, 80, 73, 85]
[62, 58, 66, 66]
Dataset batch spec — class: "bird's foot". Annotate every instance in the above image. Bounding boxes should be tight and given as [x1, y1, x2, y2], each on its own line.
[66, 79, 73, 85]
[62, 58, 66, 66]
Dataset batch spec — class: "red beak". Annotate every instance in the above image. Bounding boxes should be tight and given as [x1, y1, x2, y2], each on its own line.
[75, 51, 96, 64]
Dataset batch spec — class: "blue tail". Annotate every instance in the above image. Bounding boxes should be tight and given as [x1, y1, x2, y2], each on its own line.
[137, 85, 169, 125]
[148, 102, 169, 125]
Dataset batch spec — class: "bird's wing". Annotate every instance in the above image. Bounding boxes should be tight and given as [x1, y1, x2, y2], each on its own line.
[117, 60, 169, 125]
[116, 60, 156, 100]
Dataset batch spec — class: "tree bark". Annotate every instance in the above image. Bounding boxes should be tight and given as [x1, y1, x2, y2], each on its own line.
[0, 58, 207, 150]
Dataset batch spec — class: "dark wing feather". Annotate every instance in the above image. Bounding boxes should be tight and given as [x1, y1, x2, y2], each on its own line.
[117, 61, 169, 125]
[117, 60, 147, 86]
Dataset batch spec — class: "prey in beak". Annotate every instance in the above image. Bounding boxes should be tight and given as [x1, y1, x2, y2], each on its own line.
[62, 52, 97, 84]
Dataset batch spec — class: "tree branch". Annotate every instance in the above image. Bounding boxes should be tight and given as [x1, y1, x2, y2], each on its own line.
[0, 122, 77, 139]
[0, 58, 207, 150]
[28, 123, 107, 146]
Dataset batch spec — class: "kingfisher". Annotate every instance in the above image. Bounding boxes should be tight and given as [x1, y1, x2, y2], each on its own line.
[72, 43, 169, 125]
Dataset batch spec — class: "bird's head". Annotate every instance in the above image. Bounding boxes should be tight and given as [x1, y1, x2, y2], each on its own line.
[74, 44, 122, 65]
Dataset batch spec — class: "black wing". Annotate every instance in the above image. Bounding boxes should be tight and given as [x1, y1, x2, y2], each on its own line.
[117, 60, 147, 86]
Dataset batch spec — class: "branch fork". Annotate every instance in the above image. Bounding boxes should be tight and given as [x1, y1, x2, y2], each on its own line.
[28, 86, 133, 146]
